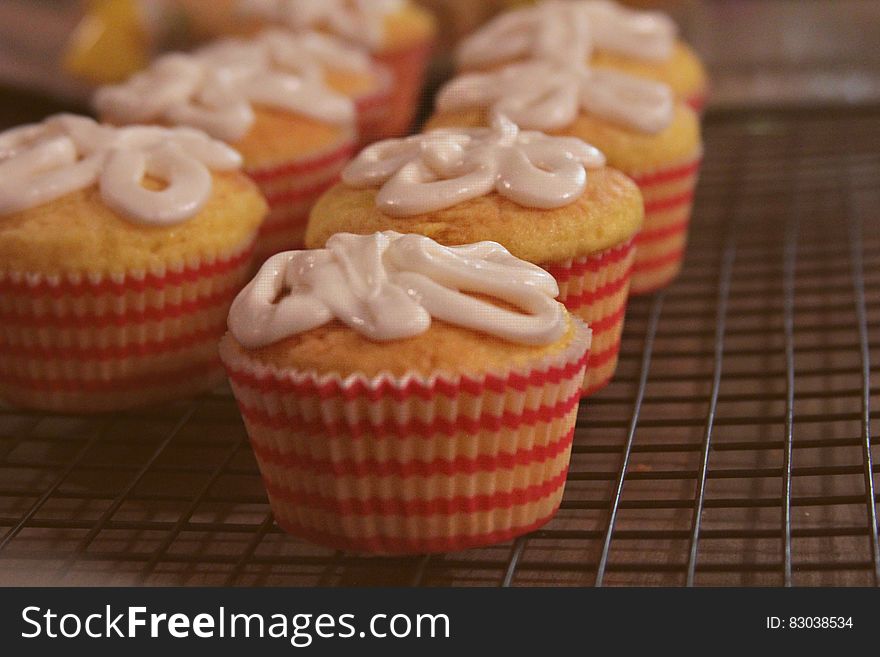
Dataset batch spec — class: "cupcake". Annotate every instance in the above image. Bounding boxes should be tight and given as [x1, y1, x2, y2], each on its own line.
[426, 61, 702, 294]
[456, 0, 709, 113]
[0, 114, 267, 413]
[220, 230, 591, 553]
[94, 32, 359, 261]
[237, 0, 438, 138]
[306, 116, 643, 394]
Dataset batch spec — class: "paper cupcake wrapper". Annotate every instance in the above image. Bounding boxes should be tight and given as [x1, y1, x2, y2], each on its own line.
[353, 68, 394, 146]
[685, 92, 708, 115]
[627, 155, 703, 295]
[219, 319, 591, 555]
[543, 239, 634, 396]
[246, 138, 356, 264]
[373, 39, 434, 139]
[0, 237, 257, 413]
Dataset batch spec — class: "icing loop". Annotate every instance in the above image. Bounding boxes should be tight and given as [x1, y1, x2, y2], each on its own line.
[238, 0, 404, 50]
[95, 30, 356, 143]
[456, 0, 676, 68]
[0, 114, 241, 223]
[228, 231, 567, 347]
[342, 115, 605, 216]
[437, 61, 675, 134]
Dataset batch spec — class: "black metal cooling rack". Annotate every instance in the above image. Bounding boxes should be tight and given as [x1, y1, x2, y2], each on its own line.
[1, 105, 879, 587]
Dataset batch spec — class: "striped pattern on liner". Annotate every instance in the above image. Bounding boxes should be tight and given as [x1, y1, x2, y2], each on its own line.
[544, 238, 635, 396]
[220, 331, 589, 555]
[628, 156, 702, 295]
[686, 92, 708, 115]
[372, 40, 434, 139]
[353, 80, 393, 145]
[247, 140, 356, 264]
[0, 239, 256, 413]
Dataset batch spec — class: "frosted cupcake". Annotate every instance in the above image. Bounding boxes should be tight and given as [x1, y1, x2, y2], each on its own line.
[94, 31, 358, 261]
[306, 116, 643, 394]
[456, 0, 709, 113]
[0, 115, 267, 413]
[220, 231, 591, 553]
[238, 0, 438, 137]
[426, 62, 702, 294]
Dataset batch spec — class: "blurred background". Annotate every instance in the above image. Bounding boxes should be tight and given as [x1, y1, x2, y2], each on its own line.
[1, 0, 880, 113]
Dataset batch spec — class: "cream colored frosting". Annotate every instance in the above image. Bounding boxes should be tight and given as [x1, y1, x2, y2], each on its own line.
[437, 61, 674, 134]
[228, 230, 567, 348]
[457, 0, 676, 68]
[0, 114, 241, 223]
[342, 114, 604, 216]
[238, 0, 404, 50]
[94, 30, 356, 143]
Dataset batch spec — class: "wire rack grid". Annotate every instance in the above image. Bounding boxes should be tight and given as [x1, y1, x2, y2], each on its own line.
[1, 106, 879, 587]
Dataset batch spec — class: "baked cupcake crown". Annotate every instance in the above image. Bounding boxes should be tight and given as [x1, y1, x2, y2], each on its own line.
[228, 230, 567, 348]
[437, 60, 675, 135]
[341, 114, 606, 216]
[0, 114, 241, 223]
[94, 30, 356, 143]
[238, 0, 404, 50]
[457, 0, 677, 69]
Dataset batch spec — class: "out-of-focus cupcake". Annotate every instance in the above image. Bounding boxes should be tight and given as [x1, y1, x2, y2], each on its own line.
[306, 116, 643, 394]
[237, 0, 438, 137]
[0, 115, 267, 413]
[220, 230, 591, 553]
[426, 61, 702, 294]
[94, 31, 359, 261]
[456, 0, 708, 113]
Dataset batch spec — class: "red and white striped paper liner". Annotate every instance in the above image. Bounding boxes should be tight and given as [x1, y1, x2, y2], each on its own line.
[373, 39, 434, 139]
[219, 319, 590, 555]
[685, 91, 708, 115]
[246, 138, 356, 265]
[628, 155, 702, 295]
[0, 236, 257, 413]
[352, 68, 393, 145]
[543, 239, 635, 396]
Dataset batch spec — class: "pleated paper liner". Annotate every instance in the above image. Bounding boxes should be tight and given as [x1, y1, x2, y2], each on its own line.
[627, 154, 703, 295]
[352, 67, 394, 145]
[0, 235, 257, 413]
[246, 136, 356, 265]
[543, 239, 635, 396]
[220, 319, 591, 555]
[372, 39, 434, 139]
[686, 91, 708, 115]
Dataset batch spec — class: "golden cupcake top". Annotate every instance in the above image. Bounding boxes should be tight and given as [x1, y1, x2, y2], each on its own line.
[238, 0, 430, 52]
[94, 29, 357, 142]
[0, 114, 242, 225]
[307, 166, 643, 264]
[340, 114, 606, 216]
[437, 60, 675, 135]
[457, 0, 678, 69]
[228, 230, 568, 348]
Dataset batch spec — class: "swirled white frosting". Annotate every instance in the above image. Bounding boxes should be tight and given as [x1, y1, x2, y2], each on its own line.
[341, 114, 605, 216]
[238, 0, 405, 50]
[94, 30, 356, 143]
[437, 61, 674, 135]
[228, 230, 567, 347]
[457, 0, 677, 69]
[0, 114, 241, 223]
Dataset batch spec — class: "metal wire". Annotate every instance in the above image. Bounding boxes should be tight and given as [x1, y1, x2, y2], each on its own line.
[2, 109, 880, 586]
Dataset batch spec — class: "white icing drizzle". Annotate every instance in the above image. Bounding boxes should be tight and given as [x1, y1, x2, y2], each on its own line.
[238, 0, 405, 51]
[228, 230, 567, 347]
[94, 30, 356, 143]
[456, 0, 676, 68]
[342, 114, 605, 216]
[0, 114, 241, 223]
[437, 61, 675, 135]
